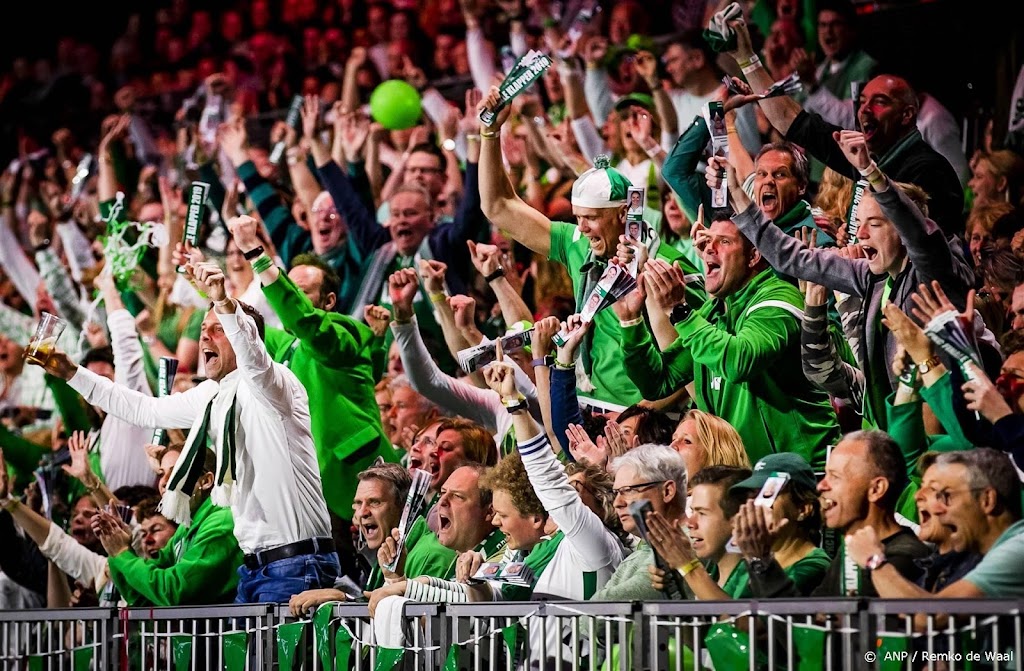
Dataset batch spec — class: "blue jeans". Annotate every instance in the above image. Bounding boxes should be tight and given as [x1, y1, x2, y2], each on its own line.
[235, 551, 341, 604]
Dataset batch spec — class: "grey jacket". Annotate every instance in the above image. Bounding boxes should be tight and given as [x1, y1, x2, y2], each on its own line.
[731, 182, 973, 402]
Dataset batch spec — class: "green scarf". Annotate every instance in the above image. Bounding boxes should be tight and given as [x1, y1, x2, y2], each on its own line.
[774, 200, 812, 234]
[876, 129, 923, 172]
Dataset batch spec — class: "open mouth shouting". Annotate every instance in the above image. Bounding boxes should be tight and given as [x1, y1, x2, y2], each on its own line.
[438, 513, 452, 535]
[758, 189, 780, 218]
[860, 120, 877, 143]
[361, 521, 381, 545]
[202, 348, 220, 369]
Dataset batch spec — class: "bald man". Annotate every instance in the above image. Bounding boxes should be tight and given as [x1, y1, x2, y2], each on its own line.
[724, 20, 964, 235]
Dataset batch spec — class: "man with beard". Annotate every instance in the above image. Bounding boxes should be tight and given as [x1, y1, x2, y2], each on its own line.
[614, 216, 840, 468]
[228, 219, 399, 582]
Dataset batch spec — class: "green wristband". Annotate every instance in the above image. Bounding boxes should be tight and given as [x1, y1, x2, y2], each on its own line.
[251, 255, 274, 274]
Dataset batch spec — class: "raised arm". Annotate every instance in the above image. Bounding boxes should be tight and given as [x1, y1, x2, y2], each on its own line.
[801, 282, 863, 405]
[709, 156, 868, 296]
[481, 356, 620, 571]
[478, 87, 552, 257]
[220, 118, 311, 266]
[835, 130, 971, 308]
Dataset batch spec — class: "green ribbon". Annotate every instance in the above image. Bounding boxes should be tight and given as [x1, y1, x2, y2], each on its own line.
[314, 604, 334, 669]
[28, 657, 44, 671]
[374, 646, 405, 671]
[276, 621, 306, 671]
[222, 631, 248, 671]
[335, 625, 353, 670]
[171, 635, 193, 671]
[72, 646, 94, 671]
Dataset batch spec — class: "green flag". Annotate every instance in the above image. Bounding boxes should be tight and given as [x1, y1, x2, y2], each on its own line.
[314, 604, 335, 669]
[171, 635, 193, 671]
[335, 625, 354, 671]
[222, 631, 248, 671]
[72, 645, 94, 671]
[28, 656, 44, 671]
[791, 624, 826, 671]
[374, 646, 405, 671]
[704, 622, 751, 671]
[277, 621, 306, 671]
[443, 643, 465, 671]
[502, 624, 522, 666]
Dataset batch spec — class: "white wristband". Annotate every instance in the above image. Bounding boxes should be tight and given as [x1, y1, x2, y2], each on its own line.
[857, 161, 879, 177]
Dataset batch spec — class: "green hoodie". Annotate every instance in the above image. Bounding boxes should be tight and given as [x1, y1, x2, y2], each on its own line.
[108, 497, 242, 606]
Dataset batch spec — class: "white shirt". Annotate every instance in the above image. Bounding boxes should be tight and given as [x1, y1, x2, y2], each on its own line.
[99, 309, 159, 490]
[68, 303, 331, 554]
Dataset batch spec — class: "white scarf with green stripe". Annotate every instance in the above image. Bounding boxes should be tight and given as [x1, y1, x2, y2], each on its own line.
[159, 374, 240, 526]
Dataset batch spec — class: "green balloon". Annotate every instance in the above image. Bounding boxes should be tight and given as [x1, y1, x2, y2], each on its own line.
[369, 80, 423, 130]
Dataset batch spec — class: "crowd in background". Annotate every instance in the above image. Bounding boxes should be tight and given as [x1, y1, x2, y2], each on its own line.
[0, 0, 1023, 664]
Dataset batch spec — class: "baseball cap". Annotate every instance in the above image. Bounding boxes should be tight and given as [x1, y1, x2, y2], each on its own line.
[614, 92, 656, 115]
[730, 453, 818, 493]
[571, 155, 632, 209]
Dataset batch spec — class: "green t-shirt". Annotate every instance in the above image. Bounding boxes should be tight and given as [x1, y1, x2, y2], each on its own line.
[963, 519, 1024, 597]
[548, 221, 705, 408]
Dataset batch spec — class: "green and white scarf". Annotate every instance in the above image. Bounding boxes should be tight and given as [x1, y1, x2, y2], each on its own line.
[159, 379, 240, 526]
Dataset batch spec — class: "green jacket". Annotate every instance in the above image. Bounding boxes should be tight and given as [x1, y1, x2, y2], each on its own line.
[549, 221, 706, 408]
[262, 272, 399, 518]
[622, 268, 840, 468]
[108, 497, 241, 606]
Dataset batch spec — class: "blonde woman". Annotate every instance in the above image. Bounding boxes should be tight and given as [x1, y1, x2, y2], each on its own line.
[669, 409, 751, 477]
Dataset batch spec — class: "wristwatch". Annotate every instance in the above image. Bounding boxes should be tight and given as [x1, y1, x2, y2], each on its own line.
[916, 355, 942, 375]
[501, 395, 529, 414]
[441, 138, 457, 152]
[748, 556, 772, 576]
[530, 355, 555, 368]
[865, 553, 888, 571]
[243, 245, 265, 261]
[669, 303, 694, 325]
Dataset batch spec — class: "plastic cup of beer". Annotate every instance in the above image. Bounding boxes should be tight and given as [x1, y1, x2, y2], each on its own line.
[25, 312, 67, 366]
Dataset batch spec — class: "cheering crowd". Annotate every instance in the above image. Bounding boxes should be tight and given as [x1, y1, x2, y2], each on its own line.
[1, 0, 1024, 664]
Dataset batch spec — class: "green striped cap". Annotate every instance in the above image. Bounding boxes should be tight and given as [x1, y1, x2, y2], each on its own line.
[571, 155, 632, 209]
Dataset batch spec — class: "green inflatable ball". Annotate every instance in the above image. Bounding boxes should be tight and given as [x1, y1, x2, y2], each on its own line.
[369, 80, 423, 130]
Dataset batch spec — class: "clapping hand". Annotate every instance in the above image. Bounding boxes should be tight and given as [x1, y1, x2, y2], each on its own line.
[566, 423, 608, 467]
[91, 508, 133, 557]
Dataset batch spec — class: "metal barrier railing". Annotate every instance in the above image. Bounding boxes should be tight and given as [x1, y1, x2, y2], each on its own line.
[0, 599, 1021, 670]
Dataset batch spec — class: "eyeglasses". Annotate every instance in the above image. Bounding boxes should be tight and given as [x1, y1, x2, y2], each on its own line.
[935, 487, 987, 507]
[612, 480, 667, 498]
[312, 206, 339, 222]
